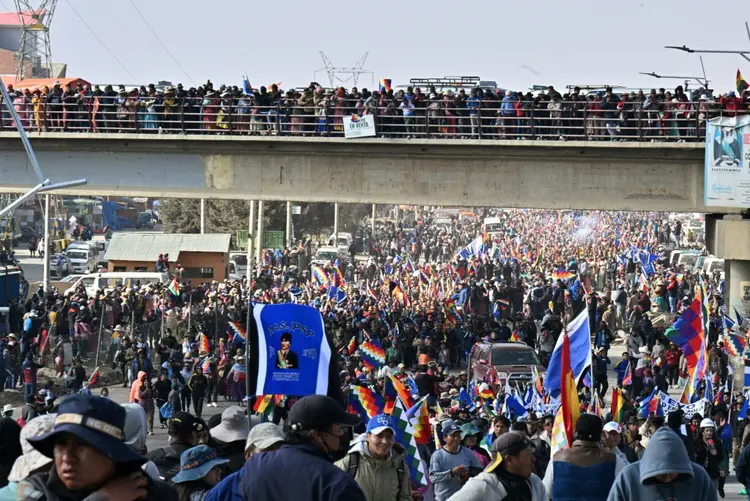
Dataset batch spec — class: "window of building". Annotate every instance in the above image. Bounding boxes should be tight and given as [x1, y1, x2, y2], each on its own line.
[182, 267, 214, 279]
[112, 266, 127, 272]
[134, 267, 147, 272]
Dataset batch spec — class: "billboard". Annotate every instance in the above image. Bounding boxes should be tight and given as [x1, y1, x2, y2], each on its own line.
[705, 115, 750, 208]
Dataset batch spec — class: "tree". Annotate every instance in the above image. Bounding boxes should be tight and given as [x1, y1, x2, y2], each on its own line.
[160, 199, 374, 246]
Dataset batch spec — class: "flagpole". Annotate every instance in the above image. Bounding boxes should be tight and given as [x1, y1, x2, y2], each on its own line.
[245, 301, 254, 423]
[95, 303, 105, 370]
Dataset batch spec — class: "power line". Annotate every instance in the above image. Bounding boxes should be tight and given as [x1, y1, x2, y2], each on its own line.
[63, 0, 138, 81]
[126, 0, 195, 86]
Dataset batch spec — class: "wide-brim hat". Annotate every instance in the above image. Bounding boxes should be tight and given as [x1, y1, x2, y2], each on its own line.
[8, 413, 56, 482]
[210, 406, 249, 443]
[172, 445, 229, 483]
[28, 395, 144, 464]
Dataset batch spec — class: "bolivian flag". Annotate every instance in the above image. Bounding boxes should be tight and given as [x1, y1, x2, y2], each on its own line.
[738, 69, 749, 94]
[560, 332, 580, 446]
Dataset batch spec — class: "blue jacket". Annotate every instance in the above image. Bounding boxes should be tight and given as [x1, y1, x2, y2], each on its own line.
[204, 468, 244, 501]
[239, 443, 367, 501]
[607, 428, 717, 501]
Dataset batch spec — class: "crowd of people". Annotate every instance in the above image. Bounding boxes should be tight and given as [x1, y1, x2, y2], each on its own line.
[1, 79, 749, 140]
[0, 206, 744, 501]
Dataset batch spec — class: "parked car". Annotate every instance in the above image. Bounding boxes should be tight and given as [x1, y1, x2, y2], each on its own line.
[49, 253, 71, 278]
[135, 212, 154, 229]
[19, 226, 37, 242]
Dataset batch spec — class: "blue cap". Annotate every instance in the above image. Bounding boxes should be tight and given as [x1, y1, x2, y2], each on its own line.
[172, 445, 229, 483]
[366, 414, 395, 435]
[441, 419, 461, 437]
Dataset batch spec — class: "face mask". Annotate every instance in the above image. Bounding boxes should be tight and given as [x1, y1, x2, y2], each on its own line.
[323, 430, 351, 462]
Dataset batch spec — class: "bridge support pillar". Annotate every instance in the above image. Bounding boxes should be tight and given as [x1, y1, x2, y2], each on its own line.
[200, 199, 205, 234]
[247, 200, 255, 289]
[333, 203, 339, 250]
[286, 201, 292, 249]
[705, 214, 750, 389]
[255, 201, 264, 265]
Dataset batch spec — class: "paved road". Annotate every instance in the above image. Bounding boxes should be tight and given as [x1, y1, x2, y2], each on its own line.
[10, 246, 745, 499]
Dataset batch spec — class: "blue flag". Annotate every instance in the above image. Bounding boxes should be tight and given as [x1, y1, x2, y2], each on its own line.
[458, 388, 477, 412]
[247, 303, 331, 397]
[545, 308, 592, 398]
[242, 75, 254, 96]
[504, 391, 528, 419]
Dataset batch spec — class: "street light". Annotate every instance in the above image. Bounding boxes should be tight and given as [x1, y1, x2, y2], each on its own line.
[665, 22, 750, 63]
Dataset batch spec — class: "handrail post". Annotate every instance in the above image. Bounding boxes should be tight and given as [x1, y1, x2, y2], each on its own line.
[477, 100, 483, 140]
[325, 100, 331, 136]
[275, 103, 281, 135]
[530, 106, 536, 140]
[227, 98, 234, 133]
[180, 100, 185, 134]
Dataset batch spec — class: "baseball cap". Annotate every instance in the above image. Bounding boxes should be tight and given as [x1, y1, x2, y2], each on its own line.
[602, 421, 622, 434]
[441, 419, 460, 437]
[367, 414, 395, 435]
[245, 423, 285, 452]
[487, 432, 532, 473]
[574, 414, 603, 442]
[287, 395, 361, 432]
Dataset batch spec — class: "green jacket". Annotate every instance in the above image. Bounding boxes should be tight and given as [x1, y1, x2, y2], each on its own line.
[336, 440, 411, 501]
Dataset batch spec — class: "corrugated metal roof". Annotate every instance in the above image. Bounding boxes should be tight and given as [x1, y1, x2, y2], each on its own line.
[104, 233, 231, 263]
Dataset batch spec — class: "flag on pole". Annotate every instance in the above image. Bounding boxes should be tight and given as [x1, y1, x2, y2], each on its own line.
[405, 397, 432, 445]
[347, 337, 357, 355]
[349, 385, 385, 420]
[360, 340, 387, 371]
[738, 69, 749, 94]
[611, 387, 624, 422]
[389, 375, 416, 409]
[391, 398, 428, 486]
[228, 321, 246, 344]
[168, 277, 180, 296]
[622, 362, 633, 387]
[545, 308, 591, 397]
[87, 366, 100, 387]
[198, 333, 210, 355]
[253, 395, 274, 422]
[560, 332, 580, 446]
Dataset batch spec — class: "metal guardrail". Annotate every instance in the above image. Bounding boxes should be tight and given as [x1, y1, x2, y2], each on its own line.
[0, 97, 732, 141]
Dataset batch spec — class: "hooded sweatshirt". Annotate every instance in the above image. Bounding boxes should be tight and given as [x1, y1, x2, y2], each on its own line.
[606, 428, 718, 501]
[335, 437, 411, 501]
[129, 371, 147, 403]
[122, 404, 160, 481]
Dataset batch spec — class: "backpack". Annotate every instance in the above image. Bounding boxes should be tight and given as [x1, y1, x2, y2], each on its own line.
[347, 452, 405, 497]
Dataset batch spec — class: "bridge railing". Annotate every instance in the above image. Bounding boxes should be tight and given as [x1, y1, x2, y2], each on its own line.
[0, 97, 732, 141]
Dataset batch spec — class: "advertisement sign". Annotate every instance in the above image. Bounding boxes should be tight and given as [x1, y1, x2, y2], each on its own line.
[343, 113, 377, 139]
[248, 303, 331, 397]
[705, 115, 750, 207]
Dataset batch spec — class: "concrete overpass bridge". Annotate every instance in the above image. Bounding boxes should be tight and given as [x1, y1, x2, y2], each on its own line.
[0, 132, 724, 213]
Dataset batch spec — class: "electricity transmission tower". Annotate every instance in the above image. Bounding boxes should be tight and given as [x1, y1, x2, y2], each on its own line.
[14, 0, 59, 80]
[315, 51, 374, 89]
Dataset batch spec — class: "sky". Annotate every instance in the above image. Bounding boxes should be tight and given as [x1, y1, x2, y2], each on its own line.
[18, 0, 750, 93]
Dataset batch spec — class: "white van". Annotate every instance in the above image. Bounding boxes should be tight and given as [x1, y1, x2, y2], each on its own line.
[483, 216, 504, 236]
[71, 272, 170, 298]
[328, 232, 353, 251]
[312, 246, 347, 266]
[229, 252, 248, 276]
[65, 244, 98, 274]
[676, 251, 701, 270]
[702, 258, 725, 276]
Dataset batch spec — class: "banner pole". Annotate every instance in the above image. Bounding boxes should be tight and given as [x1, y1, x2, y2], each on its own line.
[245, 302, 254, 423]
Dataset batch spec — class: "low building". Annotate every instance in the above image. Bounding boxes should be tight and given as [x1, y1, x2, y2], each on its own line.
[104, 233, 231, 281]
